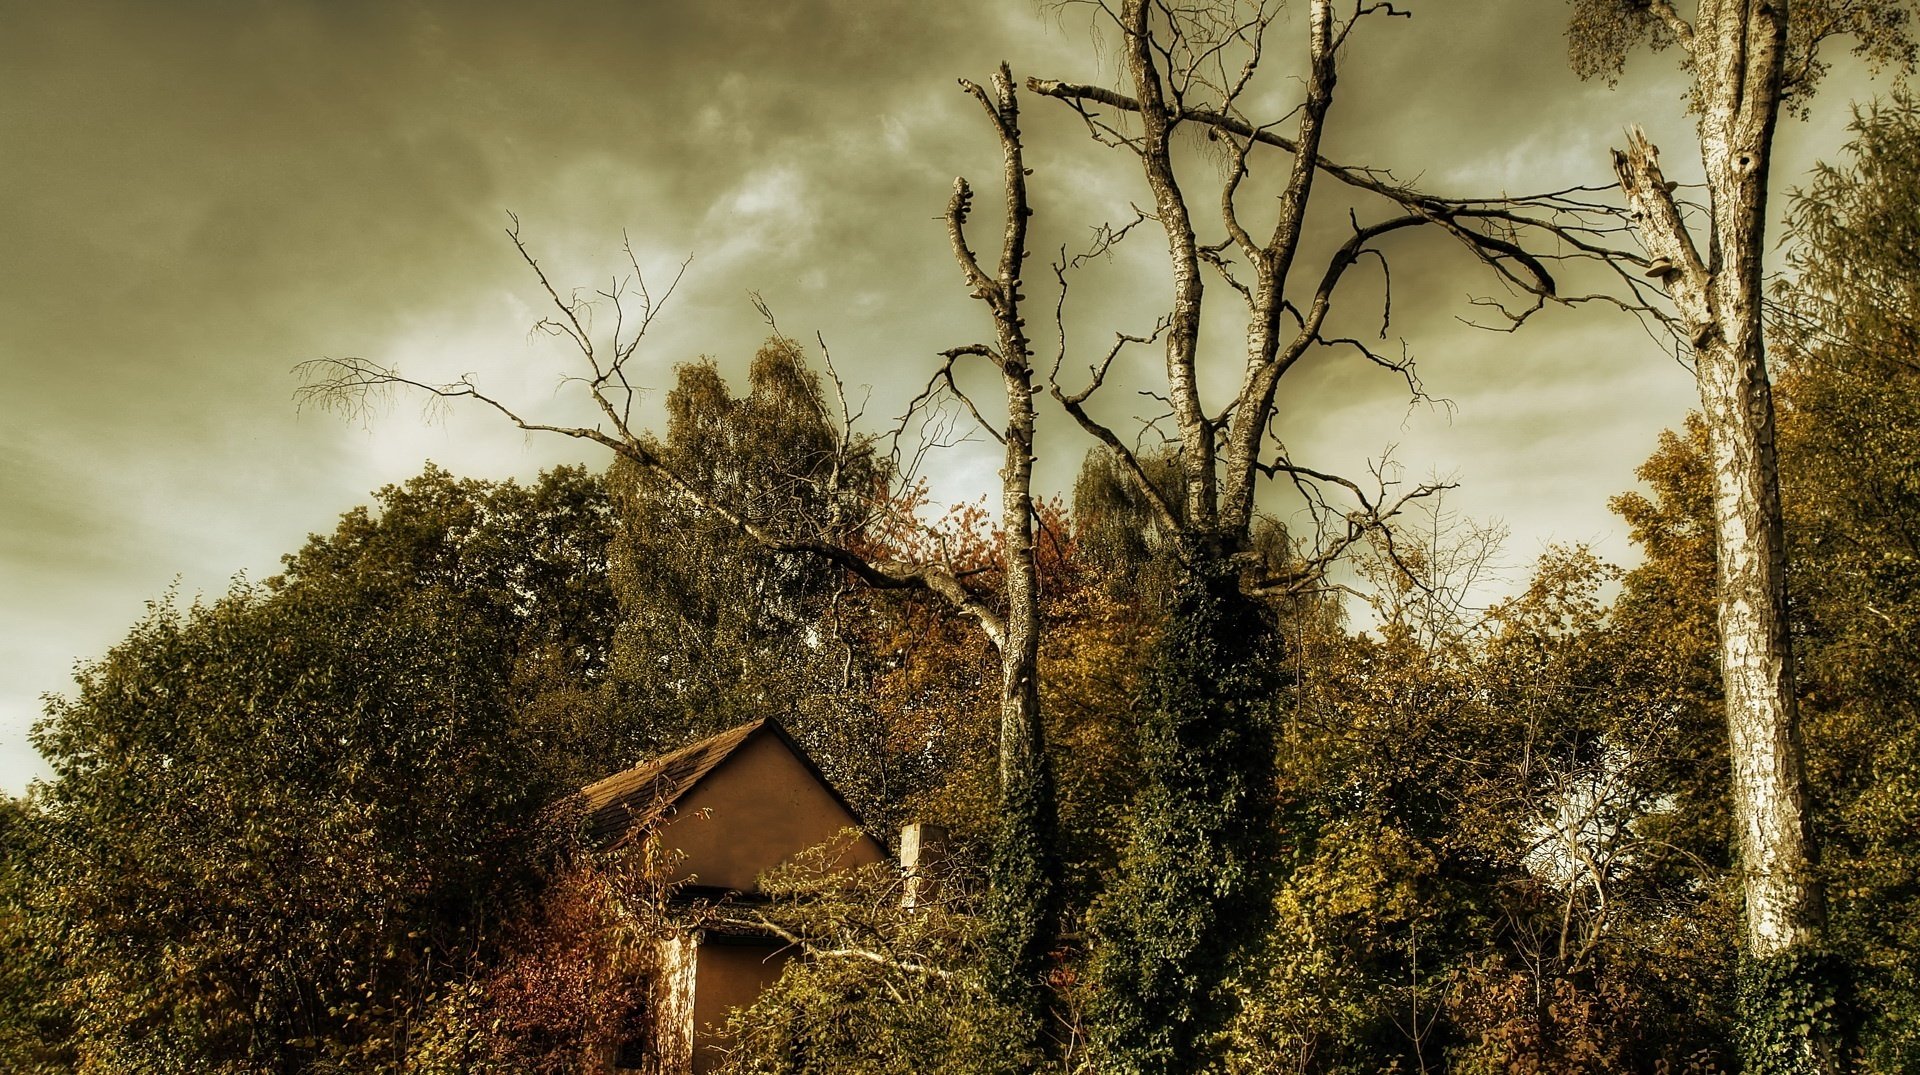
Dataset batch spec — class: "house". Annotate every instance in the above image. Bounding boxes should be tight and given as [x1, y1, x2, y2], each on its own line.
[576, 717, 929, 1075]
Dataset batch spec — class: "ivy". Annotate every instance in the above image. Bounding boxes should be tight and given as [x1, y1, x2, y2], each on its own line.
[1085, 551, 1282, 1075]
[984, 743, 1061, 1051]
[1736, 947, 1855, 1075]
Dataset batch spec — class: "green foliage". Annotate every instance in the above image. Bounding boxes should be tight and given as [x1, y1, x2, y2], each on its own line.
[1606, 418, 1735, 886]
[721, 836, 1036, 1075]
[1084, 551, 1282, 1075]
[1564, 0, 1687, 87]
[1071, 447, 1186, 609]
[1734, 948, 1853, 1075]
[982, 733, 1061, 1033]
[0, 796, 70, 1072]
[606, 339, 880, 731]
[1039, 585, 1152, 926]
[1221, 817, 1432, 1075]
[604, 339, 922, 831]
[1565, 0, 1915, 109]
[1774, 93, 1920, 1072]
[28, 465, 617, 1072]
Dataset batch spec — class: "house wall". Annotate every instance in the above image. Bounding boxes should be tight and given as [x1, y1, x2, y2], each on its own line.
[662, 731, 886, 893]
[690, 939, 792, 1074]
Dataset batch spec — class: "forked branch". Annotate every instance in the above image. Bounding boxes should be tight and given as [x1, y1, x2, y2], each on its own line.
[297, 227, 1011, 650]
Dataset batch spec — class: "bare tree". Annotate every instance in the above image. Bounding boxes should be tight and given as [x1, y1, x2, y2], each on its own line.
[1033, 0, 1642, 585]
[1573, 2, 1914, 1068]
[932, 62, 1062, 1032]
[1022, 4, 1640, 1070]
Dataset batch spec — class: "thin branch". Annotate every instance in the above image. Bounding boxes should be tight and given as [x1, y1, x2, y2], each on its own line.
[299, 233, 1012, 651]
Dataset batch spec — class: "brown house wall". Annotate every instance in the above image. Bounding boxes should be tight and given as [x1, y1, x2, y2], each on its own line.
[662, 731, 885, 893]
[690, 940, 791, 1074]
[601, 725, 891, 1075]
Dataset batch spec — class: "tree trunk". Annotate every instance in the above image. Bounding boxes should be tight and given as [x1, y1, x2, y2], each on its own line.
[1610, 2, 1837, 1068]
[946, 62, 1061, 1047]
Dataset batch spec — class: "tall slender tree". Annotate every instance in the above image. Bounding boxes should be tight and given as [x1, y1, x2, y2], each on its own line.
[1569, 2, 1914, 1069]
[936, 62, 1062, 1034]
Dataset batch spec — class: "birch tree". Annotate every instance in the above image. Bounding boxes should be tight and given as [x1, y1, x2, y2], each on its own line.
[1570, 2, 1913, 1069]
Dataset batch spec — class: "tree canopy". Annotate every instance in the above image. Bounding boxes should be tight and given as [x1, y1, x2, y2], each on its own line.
[9, 9, 1920, 1075]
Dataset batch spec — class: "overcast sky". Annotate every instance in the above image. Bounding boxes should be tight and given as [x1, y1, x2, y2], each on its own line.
[1, 0, 1898, 793]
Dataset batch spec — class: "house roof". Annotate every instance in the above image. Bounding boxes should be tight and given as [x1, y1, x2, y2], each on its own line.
[577, 716, 874, 851]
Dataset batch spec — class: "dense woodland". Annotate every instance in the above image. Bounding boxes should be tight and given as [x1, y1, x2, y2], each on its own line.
[7, 3, 1920, 1073]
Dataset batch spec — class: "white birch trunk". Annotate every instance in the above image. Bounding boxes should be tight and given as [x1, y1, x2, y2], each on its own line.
[1610, 0, 1825, 960]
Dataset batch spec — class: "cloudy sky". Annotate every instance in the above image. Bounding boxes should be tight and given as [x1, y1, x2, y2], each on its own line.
[1, 0, 1897, 793]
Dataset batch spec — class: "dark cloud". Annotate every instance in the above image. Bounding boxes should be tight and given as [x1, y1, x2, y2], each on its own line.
[0, 0, 1894, 790]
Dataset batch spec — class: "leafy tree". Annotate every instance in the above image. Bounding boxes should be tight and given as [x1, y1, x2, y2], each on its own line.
[0, 796, 69, 1073]
[596, 339, 988, 848]
[29, 466, 616, 1072]
[1774, 93, 1920, 1072]
[605, 340, 883, 744]
[1607, 418, 1736, 892]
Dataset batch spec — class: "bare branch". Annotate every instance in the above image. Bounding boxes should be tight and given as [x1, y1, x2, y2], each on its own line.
[720, 912, 960, 982]
[944, 177, 998, 301]
[300, 229, 1014, 651]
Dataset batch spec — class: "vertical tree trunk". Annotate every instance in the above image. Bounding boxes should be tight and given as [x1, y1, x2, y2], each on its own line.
[946, 62, 1061, 1048]
[1610, 2, 1837, 1068]
[1696, 299, 1823, 961]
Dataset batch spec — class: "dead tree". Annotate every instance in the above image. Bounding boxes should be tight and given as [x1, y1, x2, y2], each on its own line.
[932, 62, 1062, 1036]
[1026, 3, 1648, 1071]
[1033, 0, 1647, 589]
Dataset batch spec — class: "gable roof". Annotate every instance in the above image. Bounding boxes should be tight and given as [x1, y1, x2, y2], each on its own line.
[577, 717, 874, 851]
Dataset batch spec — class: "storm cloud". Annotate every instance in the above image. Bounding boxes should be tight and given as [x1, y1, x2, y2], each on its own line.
[0, 0, 1892, 790]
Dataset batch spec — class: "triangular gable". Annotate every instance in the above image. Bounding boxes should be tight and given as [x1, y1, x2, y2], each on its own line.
[577, 718, 882, 863]
[579, 718, 767, 849]
[667, 727, 886, 893]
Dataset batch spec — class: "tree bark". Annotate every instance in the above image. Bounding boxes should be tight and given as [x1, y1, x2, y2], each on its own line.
[1609, 1, 1824, 966]
[1607, 4, 1843, 1069]
[1119, 0, 1217, 535]
[946, 61, 1061, 1034]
